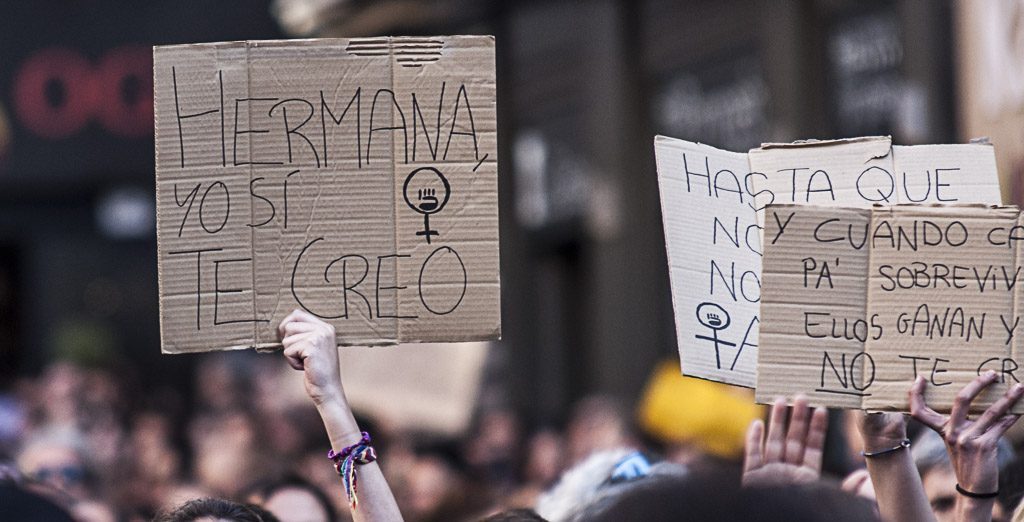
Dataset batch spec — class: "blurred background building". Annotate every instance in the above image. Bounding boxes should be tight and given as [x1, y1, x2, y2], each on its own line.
[0, 0, 1021, 429]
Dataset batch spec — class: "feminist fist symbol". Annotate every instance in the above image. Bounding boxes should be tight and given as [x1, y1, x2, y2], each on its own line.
[695, 302, 736, 370]
[418, 188, 440, 211]
[403, 167, 451, 244]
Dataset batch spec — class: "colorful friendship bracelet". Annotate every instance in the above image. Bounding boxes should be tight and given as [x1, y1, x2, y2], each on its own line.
[328, 431, 378, 510]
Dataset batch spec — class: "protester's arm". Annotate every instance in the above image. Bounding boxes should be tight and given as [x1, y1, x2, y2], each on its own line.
[855, 411, 935, 522]
[742, 395, 827, 487]
[909, 372, 1024, 522]
[279, 309, 404, 522]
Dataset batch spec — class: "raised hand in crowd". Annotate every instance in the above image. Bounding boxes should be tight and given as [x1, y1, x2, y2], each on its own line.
[910, 371, 1024, 522]
[742, 395, 827, 487]
[852, 410, 935, 522]
[279, 309, 404, 522]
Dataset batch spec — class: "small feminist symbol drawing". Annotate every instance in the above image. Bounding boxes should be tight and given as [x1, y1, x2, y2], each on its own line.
[403, 166, 451, 244]
[695, 302, 735, 370]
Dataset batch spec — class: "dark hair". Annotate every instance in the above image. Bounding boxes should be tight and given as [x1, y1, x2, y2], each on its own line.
[582, 472, 879, 522]
[0, 483, 76, 522]
[242, 474, 336, 522]
[155, 498, 281, 522]
[480, 508, 549, 521]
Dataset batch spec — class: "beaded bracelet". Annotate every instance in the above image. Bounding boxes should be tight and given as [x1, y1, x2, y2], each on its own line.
[328, 431, 378, 510]
[861, 438, 910, 458]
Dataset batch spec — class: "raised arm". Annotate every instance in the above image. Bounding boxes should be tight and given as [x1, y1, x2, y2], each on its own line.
[855, 411, 935, 522]
[909, 372, 1023, 522]
[279, 309, 404, 522]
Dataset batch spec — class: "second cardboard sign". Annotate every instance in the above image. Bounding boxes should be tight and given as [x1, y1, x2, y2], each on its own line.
[654, 135, 1002, 389]
[760, 204, 1024, 413]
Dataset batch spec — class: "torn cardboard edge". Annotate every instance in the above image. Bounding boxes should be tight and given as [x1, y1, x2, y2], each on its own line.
[757, 135, 892, 150]
[758, 135, 996, 149]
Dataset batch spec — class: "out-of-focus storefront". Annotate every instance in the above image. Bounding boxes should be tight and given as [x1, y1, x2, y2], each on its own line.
[0, 2, 283, 384]
[955, 0, 1024, 205]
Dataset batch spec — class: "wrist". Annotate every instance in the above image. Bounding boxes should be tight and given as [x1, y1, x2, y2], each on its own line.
[955, 478, 999, 497]
[315, 399, 362, 449]
[863, 435, 908, 455]
[957, 496, 996, 520]
[312, 384, 347, 407]
[329, 429, 366, 450]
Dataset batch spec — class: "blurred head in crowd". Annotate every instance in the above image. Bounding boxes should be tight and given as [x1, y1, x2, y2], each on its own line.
[259, 406, 327, 465]
[583, 472, 879, 522]
[159, 483, 218, 516]
[566, 396, 634, 465]
[481, 508, 549, 521]
[0, 393, 27, 459]
[535, 449, 686, 522]
[500, 430, 562, 509]
[296, 449, 351, 517]
[16, 427, 90, 501]
[38, 362, 87, 428]
[70, 499, 118, 522]
[466, 407, 522, 492]
[1000, 455, 1024, 519]
[195, 353, 252, 413]
[522, 428, 565, 490]
[156, 498, 281, 522]
[130, 411, 183, 485]
[398, 453, 468, 522]
[244, 475, 336, 522]
[189, 408, 265, 497]
[913, 429, 1016, 522]
[110, 410, 188, 517]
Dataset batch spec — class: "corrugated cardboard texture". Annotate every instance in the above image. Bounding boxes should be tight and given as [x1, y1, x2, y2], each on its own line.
[655, 136, 762, 387]
[749, 138, 1002, 224]
[154, 37, 499, 353]
[760, 203, 1023, 412]
[264, 342, 489, 436]
[749, 137, 895, 224]
[758, 205, 872, 409]
[654, 135, 1002, 388]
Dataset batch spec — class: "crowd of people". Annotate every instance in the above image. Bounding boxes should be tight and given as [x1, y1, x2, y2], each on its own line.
[3, 310, 1024, 521]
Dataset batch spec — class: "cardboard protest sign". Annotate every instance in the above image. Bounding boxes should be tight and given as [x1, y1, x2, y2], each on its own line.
[654, 135, 1001, 387]
[759, 204, 1024, 412]
[268, 342, 489, 435]
[655, 137, 762, 386]
[154, 37, 500, 353]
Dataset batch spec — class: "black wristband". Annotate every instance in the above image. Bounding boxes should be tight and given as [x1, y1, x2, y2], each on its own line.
[861, 438, 910, 458]
[955, 484, 999, 499]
